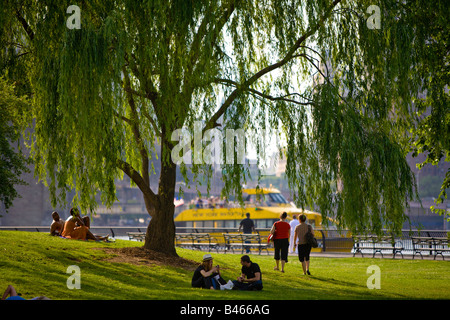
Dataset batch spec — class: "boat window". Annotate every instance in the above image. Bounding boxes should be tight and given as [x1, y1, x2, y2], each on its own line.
[245, 195, 255, 203]
[245, 194, 270, 206]
[256, 219, 265, 228]
[193, 221, 203, 228]
[256, 219, 277, 228]
[224, 220, 236, 228]
[175, 221, 185, 228]
[204, 221, 213, 228]
[268, 193, 288, 204]
[256, 220, 262, 228]
[245, 193, 288, 205]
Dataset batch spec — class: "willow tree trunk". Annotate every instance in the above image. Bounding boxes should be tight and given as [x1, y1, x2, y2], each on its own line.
[143, 157, 178, 256]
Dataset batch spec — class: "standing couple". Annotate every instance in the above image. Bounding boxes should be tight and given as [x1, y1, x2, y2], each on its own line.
[270, 212, 313, 275]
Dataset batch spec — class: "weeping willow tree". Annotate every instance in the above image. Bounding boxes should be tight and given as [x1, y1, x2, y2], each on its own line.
[406, 0, 450, 218]
[0, 77, 30, 212]
[4, 0, 437, 255]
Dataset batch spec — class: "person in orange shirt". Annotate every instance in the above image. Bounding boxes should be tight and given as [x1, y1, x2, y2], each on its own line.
[62, 208, 108, 241]
[270, 212, 290, 273]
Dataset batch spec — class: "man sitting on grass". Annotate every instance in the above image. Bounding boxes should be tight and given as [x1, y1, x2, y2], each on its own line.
[50, 211, 65, 236]
[232, 255, 263, 291]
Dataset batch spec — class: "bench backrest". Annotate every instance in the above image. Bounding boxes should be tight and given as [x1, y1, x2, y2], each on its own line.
[222, 233, 243, 242]
[193, 234, 212, 242]
[411, 236, 434, 246]
[175, 233, 212, 243]
[222, 233, 261, 242]
[353, 235, 395, 245]
[127, 232, 146, 240]
[430, 237, 448, 247]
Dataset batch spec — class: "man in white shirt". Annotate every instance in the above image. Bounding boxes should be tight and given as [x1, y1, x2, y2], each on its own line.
[289, 215, 300, 253]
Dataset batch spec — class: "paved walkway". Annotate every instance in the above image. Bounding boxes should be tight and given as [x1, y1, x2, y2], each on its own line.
[228, 250, 446, 260]
[223, 249, 448, 260]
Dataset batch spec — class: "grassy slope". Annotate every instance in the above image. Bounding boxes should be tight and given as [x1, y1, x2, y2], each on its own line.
[0, 231, 449, 300]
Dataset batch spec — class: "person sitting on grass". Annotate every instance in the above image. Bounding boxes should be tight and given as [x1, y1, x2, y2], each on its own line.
[50, 211, 65, 236]
[232, 255, 263, 291]
[191, 254, 234, 290]
[2, 285, 50, 300]
[61, 208, 108, 241]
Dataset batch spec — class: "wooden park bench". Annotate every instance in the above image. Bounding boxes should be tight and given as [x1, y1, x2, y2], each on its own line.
[411, 236, 450, 260]
[127, 232, 146, 242]
[352, 235, 404, 259]
[175, 233, 219, 253]
[222, 233, 269, 255]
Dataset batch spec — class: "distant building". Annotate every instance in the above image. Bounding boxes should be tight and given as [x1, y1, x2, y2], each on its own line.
[0, 161, 69, 226]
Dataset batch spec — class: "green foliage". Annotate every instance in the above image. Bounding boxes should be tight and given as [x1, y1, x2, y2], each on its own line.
[5, 0, 448, 242]
[405, 0, 450, 217]
[29, 1, 128, 211]
[0, 77, 31, 211]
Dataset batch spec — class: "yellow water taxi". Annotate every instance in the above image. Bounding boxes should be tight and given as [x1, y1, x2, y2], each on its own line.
[174, 188, 323, 230]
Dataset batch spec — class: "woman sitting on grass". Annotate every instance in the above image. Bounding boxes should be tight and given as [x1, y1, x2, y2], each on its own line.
[62, 208, 108, 241]
[191, 254, 234, 290]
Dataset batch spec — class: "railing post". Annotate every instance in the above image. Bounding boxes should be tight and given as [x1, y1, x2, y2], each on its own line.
[320, 230, 326, 252]
[426, 231, 433, 256]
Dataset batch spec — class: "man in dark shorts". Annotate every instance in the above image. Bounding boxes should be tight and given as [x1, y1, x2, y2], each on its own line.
[239, 213, 256, 253]
[232, 255, 263, 291]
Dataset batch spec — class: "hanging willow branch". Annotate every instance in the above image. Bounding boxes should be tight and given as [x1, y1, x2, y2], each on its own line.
[3, 0, 434, 241]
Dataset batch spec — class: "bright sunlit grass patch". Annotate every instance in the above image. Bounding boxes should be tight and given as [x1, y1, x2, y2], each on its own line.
[1, 231, 449, 300]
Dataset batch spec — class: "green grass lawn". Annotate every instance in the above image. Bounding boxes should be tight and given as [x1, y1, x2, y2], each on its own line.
[1, 231, 449, 300]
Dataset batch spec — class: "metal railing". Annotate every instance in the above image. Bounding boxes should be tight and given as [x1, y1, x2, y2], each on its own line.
[0, 226, 147, 238]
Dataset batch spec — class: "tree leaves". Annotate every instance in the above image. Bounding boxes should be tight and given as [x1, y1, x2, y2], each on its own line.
[5, 0, 444, 235]
[0, 77, 31, 211]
